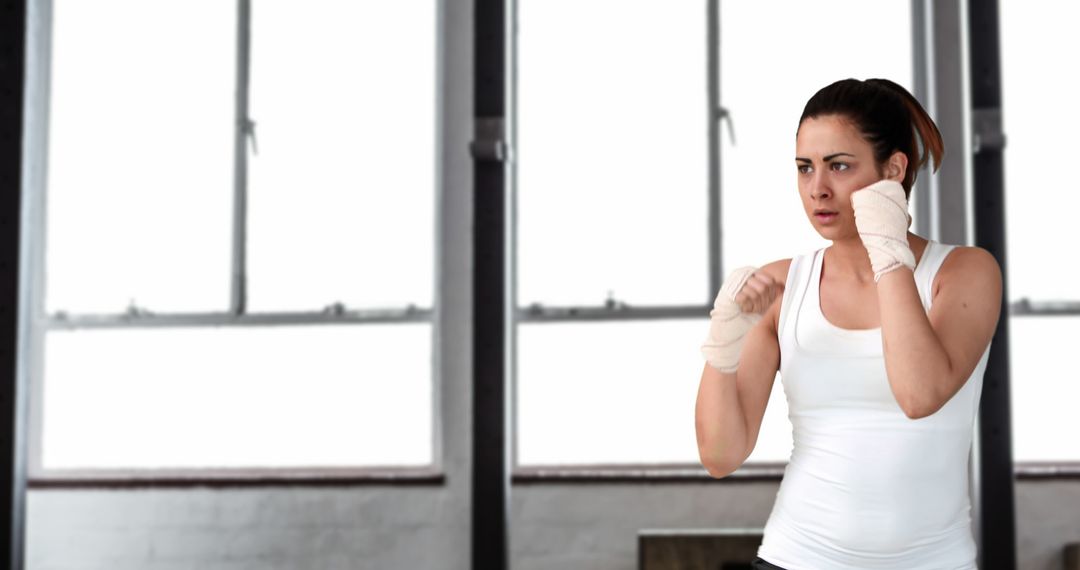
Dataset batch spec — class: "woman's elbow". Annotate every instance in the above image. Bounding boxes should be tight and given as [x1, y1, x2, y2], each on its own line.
[700, 455, 741, 478]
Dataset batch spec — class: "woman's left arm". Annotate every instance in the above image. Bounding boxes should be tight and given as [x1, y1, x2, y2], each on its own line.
[876, 247, 1002, 419]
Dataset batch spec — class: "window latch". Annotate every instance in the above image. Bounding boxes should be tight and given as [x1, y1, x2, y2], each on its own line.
[470, 117, 511, 162]
[716, 106, 735, 146]
[244, 118, 259, 156]
[971, 108, 1005, 153]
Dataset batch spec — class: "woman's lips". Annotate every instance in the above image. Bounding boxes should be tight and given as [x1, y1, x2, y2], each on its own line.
[815, 212, 838, 223]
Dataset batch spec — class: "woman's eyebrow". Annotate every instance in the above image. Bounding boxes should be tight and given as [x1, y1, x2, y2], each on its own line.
[795, 152, 856, 163]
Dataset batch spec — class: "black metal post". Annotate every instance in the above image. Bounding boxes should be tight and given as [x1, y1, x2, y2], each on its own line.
[471, 0, 510, 567]
[967, 1, 1018, 568]
[0, 1, 28, 568]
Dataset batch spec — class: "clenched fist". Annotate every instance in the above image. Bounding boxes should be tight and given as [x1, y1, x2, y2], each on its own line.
[733, 270, 785, 315]
[700, 266, 784, 373]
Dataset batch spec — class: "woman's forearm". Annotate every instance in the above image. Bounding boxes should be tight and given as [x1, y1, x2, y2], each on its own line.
[695, 366, 748, 476]
[876, 267, 951, 418]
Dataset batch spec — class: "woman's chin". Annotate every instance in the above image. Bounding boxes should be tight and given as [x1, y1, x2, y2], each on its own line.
[811, 223, 854, 239]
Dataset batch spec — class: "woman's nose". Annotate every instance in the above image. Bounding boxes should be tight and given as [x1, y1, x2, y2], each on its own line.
[809, 173, 830, 199]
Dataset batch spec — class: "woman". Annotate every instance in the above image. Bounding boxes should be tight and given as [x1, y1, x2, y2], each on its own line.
[695, 78, 1002, 569]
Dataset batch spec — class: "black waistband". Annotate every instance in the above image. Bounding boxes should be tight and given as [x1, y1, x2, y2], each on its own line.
[751, 556, 789, 570]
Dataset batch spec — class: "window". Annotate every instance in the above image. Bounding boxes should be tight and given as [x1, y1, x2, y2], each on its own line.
[516, 0, 710, 466]
[1000, 0, 1080, 462]
[514, 0, 913, 468]
[42, 326, 432, 470]
[34, 0, 439, 476]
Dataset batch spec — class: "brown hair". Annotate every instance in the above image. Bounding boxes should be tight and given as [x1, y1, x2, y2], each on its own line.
[796, 78, 944, 199]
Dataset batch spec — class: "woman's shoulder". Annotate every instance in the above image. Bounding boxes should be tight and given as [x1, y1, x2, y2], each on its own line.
[937, 244, 1000, 276]
[934, 244, 1002, 297]
[757, 257, 793, 288]
[757, 246, 821, 288]
[756, 257, 798, 333]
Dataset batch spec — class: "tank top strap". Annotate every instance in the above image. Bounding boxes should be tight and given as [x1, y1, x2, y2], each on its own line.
[777, 247, 819, 346]
[914, 239, 958, 311]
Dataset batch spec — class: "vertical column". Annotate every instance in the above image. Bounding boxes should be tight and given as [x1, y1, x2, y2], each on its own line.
[0, 1, 28, 568]
[706, 0, 721, 298]
[911, 0, 968, 245]
[470, 0, 510, 567]
[231, 0, 252, 316]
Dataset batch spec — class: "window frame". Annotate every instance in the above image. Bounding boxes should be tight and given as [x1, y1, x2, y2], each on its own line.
[25, 0, 446, 486]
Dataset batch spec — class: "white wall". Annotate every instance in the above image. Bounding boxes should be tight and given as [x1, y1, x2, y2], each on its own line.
[27, 481, 1080, 569]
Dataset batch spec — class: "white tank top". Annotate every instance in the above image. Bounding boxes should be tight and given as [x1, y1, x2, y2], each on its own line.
[756, 239, 991, 569]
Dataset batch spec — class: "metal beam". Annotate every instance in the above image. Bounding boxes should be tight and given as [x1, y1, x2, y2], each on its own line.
[42, 306, 432, 331]
[231, 0, 252, 316]
[471, 0, 510, 567]
[0, 0, 29, 567]
[707, 0, 722, 301]
[911, 0, 968, 245]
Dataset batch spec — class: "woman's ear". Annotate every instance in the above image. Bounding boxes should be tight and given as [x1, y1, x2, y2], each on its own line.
[886, 151, 907, 182]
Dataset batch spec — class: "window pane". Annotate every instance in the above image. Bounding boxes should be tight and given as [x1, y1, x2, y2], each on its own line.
[46, 0, 235, 314]
[516, 319, 792, 465]
[1000, 0, 1080, 302]
[1008, 316, 1080, 461]
[42, 325, 432, 469]
[247, 1, 436, 312]
[720, 1, 912, 269]
[517, 0, 708, 308]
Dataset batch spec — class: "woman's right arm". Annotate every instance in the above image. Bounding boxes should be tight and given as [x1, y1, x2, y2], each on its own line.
[695, 261, 787, 477]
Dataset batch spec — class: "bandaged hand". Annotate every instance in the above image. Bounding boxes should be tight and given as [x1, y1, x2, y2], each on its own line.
[700, 266, 771, 373]
[850, 179, 916, 283]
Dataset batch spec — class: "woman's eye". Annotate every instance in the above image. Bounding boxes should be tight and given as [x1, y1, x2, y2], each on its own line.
[831, 162, 849, 171]
[797, 164, 811, 174]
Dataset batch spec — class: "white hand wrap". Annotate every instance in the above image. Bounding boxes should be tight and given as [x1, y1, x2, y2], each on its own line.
[850, 179, 916, 283]
[700, 266, 763, 373]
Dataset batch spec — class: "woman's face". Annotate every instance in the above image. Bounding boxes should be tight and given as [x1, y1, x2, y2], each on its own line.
[795, 114, 902, 238]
